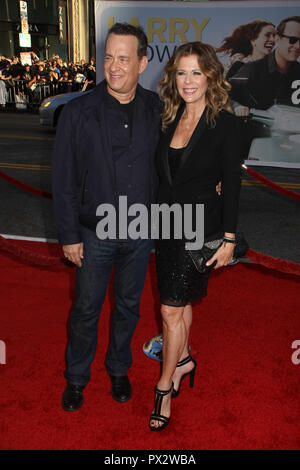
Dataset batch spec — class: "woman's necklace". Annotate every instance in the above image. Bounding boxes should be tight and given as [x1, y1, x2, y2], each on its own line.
[180, 110, 192, 129]
[174, 106, 205, 147]
[180, 112, 199, 146]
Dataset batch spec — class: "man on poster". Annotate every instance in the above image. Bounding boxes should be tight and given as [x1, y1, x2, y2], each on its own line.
[229, 16, 300, 115]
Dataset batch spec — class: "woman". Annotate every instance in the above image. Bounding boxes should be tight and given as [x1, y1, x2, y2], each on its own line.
[217, 20, 275, 77]
[217, 20, 275, 119]
[149, 42, 242, 431]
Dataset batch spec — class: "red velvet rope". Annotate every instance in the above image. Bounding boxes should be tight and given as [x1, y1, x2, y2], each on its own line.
[246, 248, 300, 277]
[1, 165, 299, 203]
[0, 234, 67, 270]
[245, 166, 300, 202]
[0, 169, 52, 199]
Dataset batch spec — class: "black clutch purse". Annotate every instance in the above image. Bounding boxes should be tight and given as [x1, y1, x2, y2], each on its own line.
[187, 233, 249, 274]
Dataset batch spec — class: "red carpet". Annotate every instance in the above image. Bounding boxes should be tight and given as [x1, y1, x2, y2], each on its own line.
[0, 240, 300, 450]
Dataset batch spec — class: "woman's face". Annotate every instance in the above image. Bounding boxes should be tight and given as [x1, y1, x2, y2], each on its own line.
[175, 54, 208, 107]
[251, 25, 275, 58]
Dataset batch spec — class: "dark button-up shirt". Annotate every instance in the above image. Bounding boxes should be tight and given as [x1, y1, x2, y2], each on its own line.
[103, 86, 152, 239]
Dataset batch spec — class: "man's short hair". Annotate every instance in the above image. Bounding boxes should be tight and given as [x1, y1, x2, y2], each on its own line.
[106, 22, 148, 59]
[277, 16, 300, 36]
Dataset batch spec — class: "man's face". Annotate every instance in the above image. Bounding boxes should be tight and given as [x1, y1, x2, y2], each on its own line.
[104, 33, 147, 97]
[276, 21, 300, 63]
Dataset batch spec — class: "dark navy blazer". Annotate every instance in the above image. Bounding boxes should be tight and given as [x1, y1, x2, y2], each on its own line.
[52, 80, 162, 245]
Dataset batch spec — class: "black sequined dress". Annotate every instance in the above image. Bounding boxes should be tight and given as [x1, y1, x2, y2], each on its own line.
[155, 146, 210, 307]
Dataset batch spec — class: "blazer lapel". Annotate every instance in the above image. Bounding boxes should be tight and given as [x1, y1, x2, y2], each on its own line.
[161, 106, 185, 186]
[175, 107, 207, 176]
[162, 106, 208, 186]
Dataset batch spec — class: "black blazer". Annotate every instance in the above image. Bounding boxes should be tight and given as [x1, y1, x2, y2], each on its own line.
[156, 106, 242, 238]
[52, 80, 162, 245]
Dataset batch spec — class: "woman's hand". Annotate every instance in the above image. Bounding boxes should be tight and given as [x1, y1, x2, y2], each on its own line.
[205, 242, 234, 269]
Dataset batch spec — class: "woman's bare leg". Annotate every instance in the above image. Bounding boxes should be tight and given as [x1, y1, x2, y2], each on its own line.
[150, 304, 186, 429]
[172, 304, 195, 392]
[179, 303, 192, 360]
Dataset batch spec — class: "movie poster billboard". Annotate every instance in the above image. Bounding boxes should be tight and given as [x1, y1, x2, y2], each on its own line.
[95, 1, 300, 168]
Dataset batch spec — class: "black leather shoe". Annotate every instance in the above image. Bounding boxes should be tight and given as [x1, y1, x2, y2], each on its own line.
[62, 383, 85, 411]
[109, 375, 132, 403]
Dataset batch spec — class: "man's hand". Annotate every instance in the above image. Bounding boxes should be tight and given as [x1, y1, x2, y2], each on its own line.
[63, 243, 84, 267]
[234, 105, 250, 117]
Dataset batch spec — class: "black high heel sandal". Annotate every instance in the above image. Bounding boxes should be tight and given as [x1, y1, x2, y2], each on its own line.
[172, 355, 197, 398]
[149, 382, 173, 431]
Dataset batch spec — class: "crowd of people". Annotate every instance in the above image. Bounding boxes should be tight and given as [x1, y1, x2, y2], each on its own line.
[0, 53, 96, 108]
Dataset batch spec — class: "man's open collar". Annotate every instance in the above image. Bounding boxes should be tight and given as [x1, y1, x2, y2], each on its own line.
[103, 82, 138, 107]
[85, 79, 145, 110]
[269, 49, 300, 75]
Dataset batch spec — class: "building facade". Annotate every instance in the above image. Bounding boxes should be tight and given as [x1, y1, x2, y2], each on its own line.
[0, 0, 95, 62]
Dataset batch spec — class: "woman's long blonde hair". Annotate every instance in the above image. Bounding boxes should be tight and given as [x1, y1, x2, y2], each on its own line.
[159, 42, 232, 131]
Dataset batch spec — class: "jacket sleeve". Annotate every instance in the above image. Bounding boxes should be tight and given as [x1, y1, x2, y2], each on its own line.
[220, 113, 242, 234]
[228, 63, 258, 109]
[52, 102, 82, 245]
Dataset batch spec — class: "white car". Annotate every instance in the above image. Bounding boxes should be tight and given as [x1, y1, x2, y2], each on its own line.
[39, 89, 92, 127]
[248, 105, 300, 165]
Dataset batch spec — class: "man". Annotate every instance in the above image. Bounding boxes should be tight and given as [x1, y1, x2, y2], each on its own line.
[10, 56, 22, 81]
[52, 23, 162, 411]
[58, 68, 72, 93]
[0, 55, 11, 70]
[84, 61, 96, 90]
[51, 60, 61, 78]
[0, 68, 8, 108]
[21, 64, 33, 83]
[229, 16, 300, 115]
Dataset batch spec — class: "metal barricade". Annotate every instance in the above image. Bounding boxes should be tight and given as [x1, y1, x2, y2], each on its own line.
[1, 80, 70, 113]
[0, 80, 94, 113]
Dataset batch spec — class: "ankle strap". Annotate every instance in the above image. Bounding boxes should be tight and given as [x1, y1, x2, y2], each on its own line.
[154, 382, 173, 396]
[177, 355, 192, 367]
